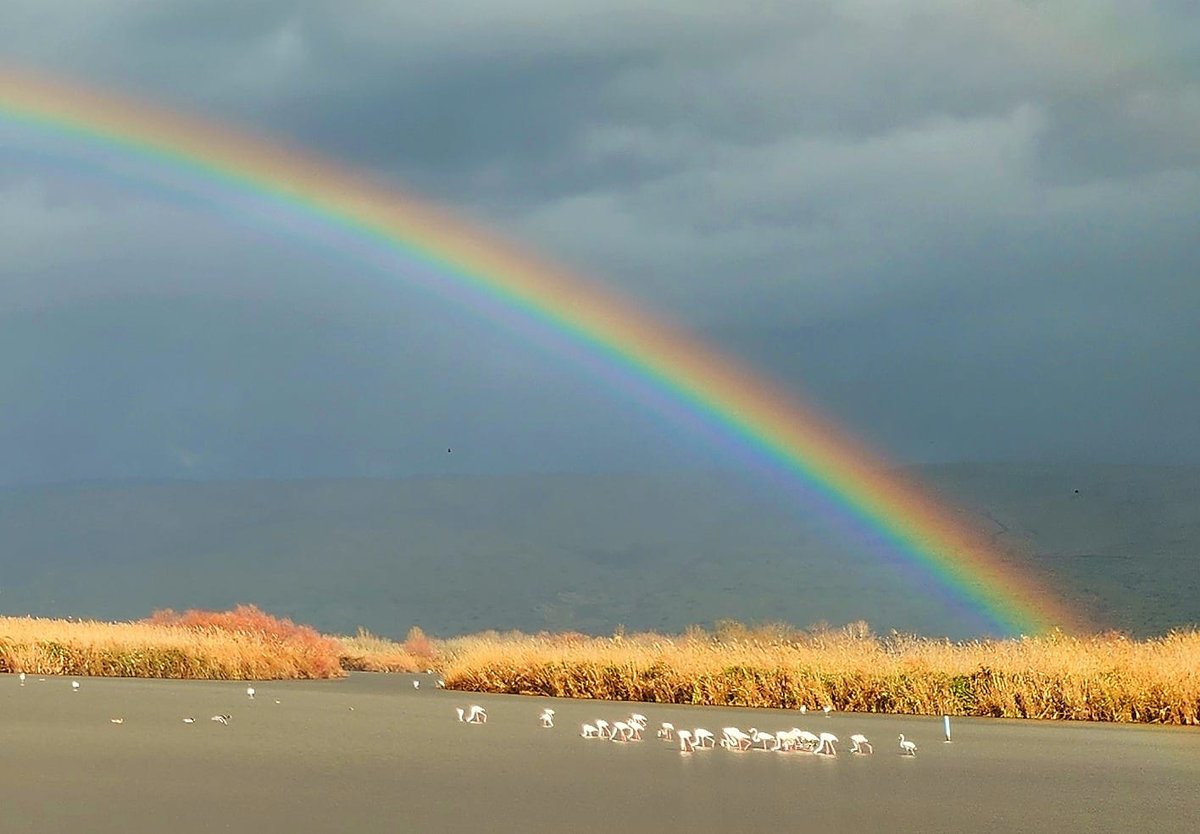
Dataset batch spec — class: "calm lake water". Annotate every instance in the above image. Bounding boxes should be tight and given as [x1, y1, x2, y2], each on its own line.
[1, 673, 1196, 833]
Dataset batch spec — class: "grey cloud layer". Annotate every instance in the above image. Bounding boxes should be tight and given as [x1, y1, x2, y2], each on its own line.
[1, 1, 1197, 476]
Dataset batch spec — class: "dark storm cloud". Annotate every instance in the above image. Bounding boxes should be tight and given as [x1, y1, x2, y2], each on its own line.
[1, 1, 1198, 478]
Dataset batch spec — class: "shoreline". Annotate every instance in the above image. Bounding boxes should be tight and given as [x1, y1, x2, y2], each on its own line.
[6, 670, 1200, 731]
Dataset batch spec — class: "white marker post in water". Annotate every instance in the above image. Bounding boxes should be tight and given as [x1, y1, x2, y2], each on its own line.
[944, 715, 952, 742]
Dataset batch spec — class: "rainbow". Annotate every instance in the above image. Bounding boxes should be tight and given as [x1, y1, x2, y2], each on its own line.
[0, 69, 1082, 635]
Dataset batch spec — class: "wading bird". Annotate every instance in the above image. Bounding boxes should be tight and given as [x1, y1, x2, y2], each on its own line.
[816, 732, 838, 756]
[823, 704, 833, 718]
[19, 672, 25, 685]
[850, 734, 873, 754]
[211, 714, 230, 725]
[594, 719, 611, 739]
[463, 705, 487, 724]
[581, 723, 599, 738]
[540, 709, 555, 728]
[71, 680, 80, 692]
[693, 728, 716, 748]
[774, 729, 799, 751]
[657, 722, 675, 741]
[749, 729, 778, 751]
[610, 721, 633, 742]
[899, 734, 917, 756]
[796, 730, 820, 751]
[721, 727, 752, 751]
[677, 730, 695, 753]
[247, 686, 256, 699]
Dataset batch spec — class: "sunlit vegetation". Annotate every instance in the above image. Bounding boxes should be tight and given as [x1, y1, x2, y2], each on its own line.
[439, 621, 1200, 725]
[0, 605, 343, 679]
[336, 626, 438, 673]
[4, 611, 1197, 724]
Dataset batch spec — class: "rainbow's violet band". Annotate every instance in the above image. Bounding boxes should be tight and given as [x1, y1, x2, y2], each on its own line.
[0, 69, 1082, 636]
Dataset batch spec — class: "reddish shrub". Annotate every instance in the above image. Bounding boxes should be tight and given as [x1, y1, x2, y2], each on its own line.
[403, 626, 438, 666]
[144, 605, 343, 679]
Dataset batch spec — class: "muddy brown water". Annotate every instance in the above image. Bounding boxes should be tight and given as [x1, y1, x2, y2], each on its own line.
[1, 673, 1196, 833]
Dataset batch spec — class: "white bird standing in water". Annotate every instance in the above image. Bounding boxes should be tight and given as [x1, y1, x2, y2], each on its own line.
[693, 728, 716, 748]
[71, 680, 80, 692]
[581, 723, 599, 738]
[823, 704, 833, 718]
[816, 732, 839, 756]
[850, 734, 873, 754]
[413, 680, 420, 690]
[774, 729, 799, 751]
[657, 722, 675, 741]
[721, 727, 752, 751]
[899, 734, 917, 756]
[540, 709, 555, 728]
[19, 672, 26, 686]
[749, 729, 778, 751]
[211, 714, 230, 725]
[246, 686, 256, 700]
[463, 705, 487, 724]
[677, 730, 695, 753]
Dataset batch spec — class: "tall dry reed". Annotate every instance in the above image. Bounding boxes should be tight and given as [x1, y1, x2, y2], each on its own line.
[335, 627, 437, 673]
[440, 622, 1200, 725]
[6, 609, 1197, 724]
[0, 605, 344, 679]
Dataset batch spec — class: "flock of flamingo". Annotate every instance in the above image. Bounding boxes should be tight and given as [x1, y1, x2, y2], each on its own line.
[19, 672, 922, 758]
[455, 700, 920, 757]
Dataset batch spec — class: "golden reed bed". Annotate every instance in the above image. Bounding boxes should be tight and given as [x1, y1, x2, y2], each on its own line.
[0, 607, 346, 680]
[439, 622, 1200, 725]
[3, 611, 1197, 724]
[0, 608, 436, 680]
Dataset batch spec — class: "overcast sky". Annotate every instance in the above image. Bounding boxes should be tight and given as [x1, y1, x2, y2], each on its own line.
[1, 1, 1198, 486]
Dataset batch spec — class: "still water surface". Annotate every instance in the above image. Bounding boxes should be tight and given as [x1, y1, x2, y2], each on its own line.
[1, 673, 1195, 833]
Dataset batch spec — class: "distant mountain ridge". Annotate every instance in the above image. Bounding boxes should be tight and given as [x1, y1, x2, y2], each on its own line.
[1, 464, 1196, 638]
